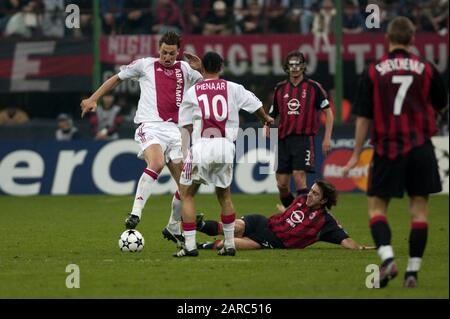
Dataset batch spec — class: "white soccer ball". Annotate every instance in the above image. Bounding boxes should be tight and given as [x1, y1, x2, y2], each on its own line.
[118, 229, 145, 252]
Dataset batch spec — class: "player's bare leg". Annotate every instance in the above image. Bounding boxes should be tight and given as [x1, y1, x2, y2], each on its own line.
[125, 144, 165, 229]
[404, 195, 429, 287]
[276, 173, 294, 208]
[173, 183, 200, 257]
[216, 186, 236, 256]
[213, 237, 262, 250]
[368, 196, 397, 287]
[197, 218, 246, 237]
[162, 159, 184, 243]
[292, 170, 308, 195]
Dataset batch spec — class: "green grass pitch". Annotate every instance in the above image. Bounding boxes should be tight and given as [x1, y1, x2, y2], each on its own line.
[0, 193, 448, 299]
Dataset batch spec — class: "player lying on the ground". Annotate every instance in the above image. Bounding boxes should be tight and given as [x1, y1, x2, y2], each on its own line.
[196, 179, 374, 250]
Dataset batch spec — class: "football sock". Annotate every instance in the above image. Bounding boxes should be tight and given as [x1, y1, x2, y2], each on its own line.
[407, 222, 428, 274]
[167, 191, 182, 234]
[406, 258, 422, 273]
[280, 193, 294, 207]
[198, 220, 220, 236]
[296, 188, 309, 196]
[370, 215, 391, 247]
[409, 222, 428, 258]
[182, 222, 197, 251]
[404, 271, 418, 281]
[378, 246, 394, 262]
[131, 168, 158, 218]
[370, 215, 394, 261]
[221, 213, 236, 250]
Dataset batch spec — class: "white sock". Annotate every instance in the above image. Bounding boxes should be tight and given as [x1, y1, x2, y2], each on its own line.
[167, 191, 182, 234]
[406, 257, 422, 272]
[377, 245, 394, 262]
[222, 221, 235, 250]
[131, 168, 158, 218]
[184, 230, 196, 251]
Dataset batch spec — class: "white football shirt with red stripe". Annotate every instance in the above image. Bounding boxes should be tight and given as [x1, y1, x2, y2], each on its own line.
[179, 79, 262, 144]
[118, 57, 203, 124]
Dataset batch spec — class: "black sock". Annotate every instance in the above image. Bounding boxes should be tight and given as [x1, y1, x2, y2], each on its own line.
[381, 257, 394, 267]
[404, 271, 418, 279]
[296, 188, 308, 196]
[280, 193, 294, 207]
[409, 223, 428, 258]
[198, 220, 220, 236]
[370, 216, 391, 248]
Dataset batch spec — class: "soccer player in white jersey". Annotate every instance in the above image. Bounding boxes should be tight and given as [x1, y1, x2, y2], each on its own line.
[80, 32, 203, 240]
[174, 52, 274, 257]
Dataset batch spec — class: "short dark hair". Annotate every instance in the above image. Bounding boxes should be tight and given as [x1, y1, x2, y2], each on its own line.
[314, 178, 337, 209]
[283, 51, 306, 73]
[159, 31, 181, 48]
[202, 52, 224, 74]
[387, 16, 415, 46]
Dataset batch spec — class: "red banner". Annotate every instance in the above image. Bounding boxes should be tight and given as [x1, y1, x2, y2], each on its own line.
[0, 39, 92, 93]
[100, 33, 449, 76]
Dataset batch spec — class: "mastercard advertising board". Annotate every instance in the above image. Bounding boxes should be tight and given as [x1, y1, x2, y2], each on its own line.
[321, 148, 374, 192]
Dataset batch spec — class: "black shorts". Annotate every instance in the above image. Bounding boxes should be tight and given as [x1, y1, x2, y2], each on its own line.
[276, 135, 315, 174]
[368, 140, 442, 198]
[241, 214, 285, 249]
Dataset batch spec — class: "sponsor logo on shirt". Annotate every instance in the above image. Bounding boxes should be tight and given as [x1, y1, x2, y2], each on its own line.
[175, 68, 183, 107]
[287, 98, 300, 115]
[286, 210, 305, 228]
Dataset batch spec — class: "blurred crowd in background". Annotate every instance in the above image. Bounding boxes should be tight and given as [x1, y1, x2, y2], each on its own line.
[0, 0, 448, 140]
[0, 0, 448, 38]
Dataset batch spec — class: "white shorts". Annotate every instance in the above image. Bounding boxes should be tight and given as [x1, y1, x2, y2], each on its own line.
[134, 122, 182, 163]
[180, 139, 235, 188]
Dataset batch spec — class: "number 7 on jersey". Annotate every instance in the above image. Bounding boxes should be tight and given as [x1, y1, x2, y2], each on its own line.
[392, 75, 413, 116]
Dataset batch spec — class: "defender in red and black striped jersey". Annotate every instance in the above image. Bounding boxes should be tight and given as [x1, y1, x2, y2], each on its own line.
[197, 179, 372, 251]
[343, 17, 448, 288]
[267, 51, 334, 209]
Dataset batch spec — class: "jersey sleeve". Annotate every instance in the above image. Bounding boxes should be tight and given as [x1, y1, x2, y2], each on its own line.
[312, 81, 330, 110]
[318, 213, 349, 245]
[429, 63, 448, 111]
[178, 87, 196, 128]
[117, 58, 145, 80]
[352, 66, 374, 118]
[235, 84, 263, 113]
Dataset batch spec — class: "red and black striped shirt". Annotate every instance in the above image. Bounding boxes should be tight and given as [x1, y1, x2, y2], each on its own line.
[267, 196, 348, 249]
[270, 78, 329, 140]
[353, 48, 448, 159]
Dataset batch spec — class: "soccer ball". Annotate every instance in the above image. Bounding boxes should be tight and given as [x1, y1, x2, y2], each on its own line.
[118, 229, 145, 252]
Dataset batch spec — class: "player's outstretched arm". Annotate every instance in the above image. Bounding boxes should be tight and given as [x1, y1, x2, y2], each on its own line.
[322, 107, 334, 156]
[254, 107, 274, 126]
[80, 75, 122, 118]
[340, 238, 375, 250]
